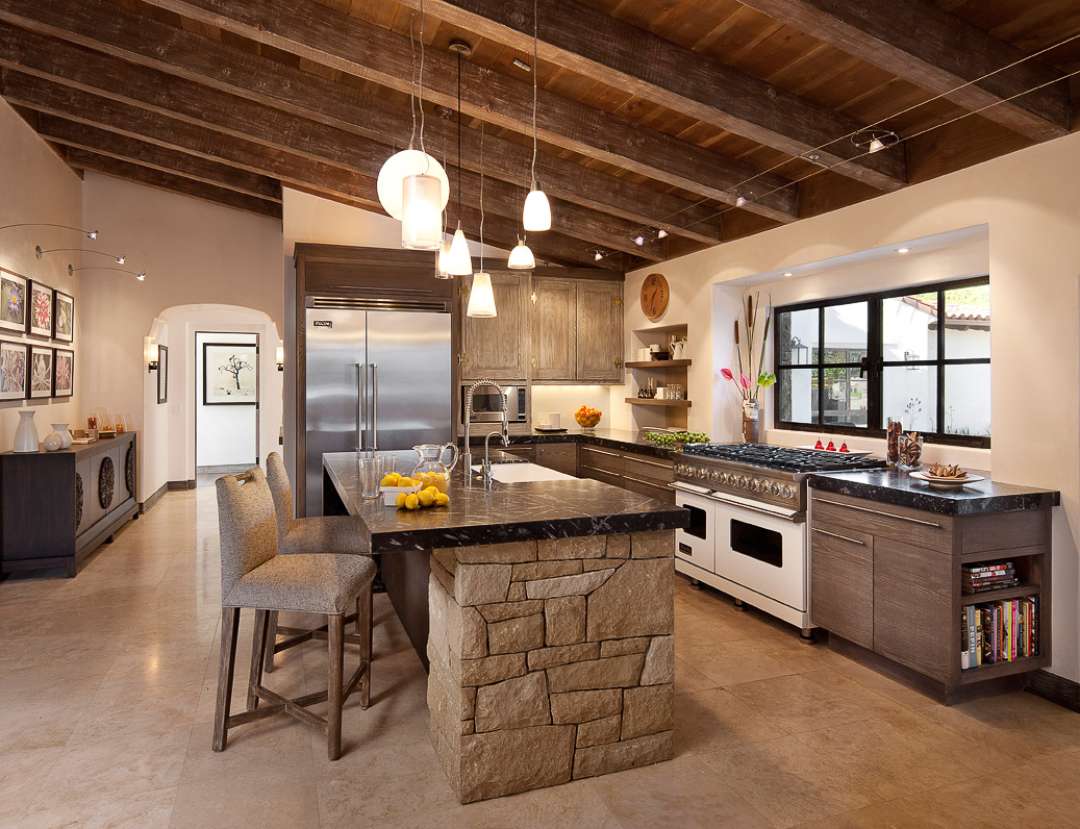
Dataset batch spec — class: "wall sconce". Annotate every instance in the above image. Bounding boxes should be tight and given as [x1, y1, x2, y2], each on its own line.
[37, 245, 126, 264]
[145, 336, 159, 372]
[275, 344, 285, 372]
[68, 265, 146, 280]
[0, 223, 99, 239]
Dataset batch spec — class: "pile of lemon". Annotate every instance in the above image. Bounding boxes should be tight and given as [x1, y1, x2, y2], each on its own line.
[380, 471, 450, 510]
[396, 485, 449, 511]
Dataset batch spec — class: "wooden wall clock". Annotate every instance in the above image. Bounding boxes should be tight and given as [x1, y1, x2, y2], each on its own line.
[640, 273, 669, 322]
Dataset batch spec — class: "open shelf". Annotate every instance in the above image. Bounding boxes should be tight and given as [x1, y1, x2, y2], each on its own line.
[961, 584, 1041, 605]
[624, 359, 692, 369]
[626, 397, 692, 408]
[959, 654, 1049, 684]
[632, 322, 687, 335]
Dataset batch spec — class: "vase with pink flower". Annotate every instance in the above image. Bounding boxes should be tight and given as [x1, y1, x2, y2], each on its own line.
[720, 293, 776, 444]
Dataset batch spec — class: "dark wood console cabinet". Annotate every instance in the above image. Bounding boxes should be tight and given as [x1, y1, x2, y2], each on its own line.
[0, 432, 138, 578]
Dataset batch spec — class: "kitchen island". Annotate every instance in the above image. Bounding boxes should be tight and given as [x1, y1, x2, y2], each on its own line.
[322, 450, 688, 803]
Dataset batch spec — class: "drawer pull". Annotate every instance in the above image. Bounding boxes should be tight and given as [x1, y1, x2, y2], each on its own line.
[581, 446, 620, 457]
[627, 456, 672, 470]
[580, 465, 611, 476]
[812, 527, 866, 546]
[814, 497, 942, 528]
[622, 473, 667, 490]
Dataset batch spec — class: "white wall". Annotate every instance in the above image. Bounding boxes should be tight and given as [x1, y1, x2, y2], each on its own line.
[80, 172, 283, 499]
[0, 101, 82, 449]
[195, 331, 257, 468]
[626, 133, 1080, 685]
[531, 385, 619, 430]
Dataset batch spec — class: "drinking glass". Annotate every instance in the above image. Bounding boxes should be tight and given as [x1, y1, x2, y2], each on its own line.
[357, 452, 384, 500]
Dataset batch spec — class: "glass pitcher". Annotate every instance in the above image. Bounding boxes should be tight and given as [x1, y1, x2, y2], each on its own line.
[411, 443, 459, 491]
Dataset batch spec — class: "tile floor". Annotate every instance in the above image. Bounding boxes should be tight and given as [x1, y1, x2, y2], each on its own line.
[2, 484, 1079, 828]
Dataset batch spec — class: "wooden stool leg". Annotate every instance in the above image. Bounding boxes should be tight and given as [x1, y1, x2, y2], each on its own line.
[212, 607, 241, 752]
[357, 587, 372, 709]
[247, 609, 269, 711]
[263, 611, 279, 673]
[327, 614, 344, 761]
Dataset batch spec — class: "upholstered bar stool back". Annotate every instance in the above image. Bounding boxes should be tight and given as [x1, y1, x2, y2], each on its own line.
[216, 468, 278, 600]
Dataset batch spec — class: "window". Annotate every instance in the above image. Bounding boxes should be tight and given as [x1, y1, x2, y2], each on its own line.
[773, 277, 990, 446]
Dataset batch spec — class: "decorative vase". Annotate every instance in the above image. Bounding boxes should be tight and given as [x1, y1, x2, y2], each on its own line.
[51, 423, 73, 449]
[42, 432, 63, 452]
[13, 409, 39, 453]
[741, 400, 760, 444]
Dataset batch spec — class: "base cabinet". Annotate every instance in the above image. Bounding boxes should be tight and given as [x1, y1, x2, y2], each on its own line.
[809, 526, 874, 649]
[534, 443, 578, 476]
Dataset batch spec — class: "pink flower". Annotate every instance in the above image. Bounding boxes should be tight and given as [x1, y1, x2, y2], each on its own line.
[720, 368, 733, 381]
[739, 373, 751, 390]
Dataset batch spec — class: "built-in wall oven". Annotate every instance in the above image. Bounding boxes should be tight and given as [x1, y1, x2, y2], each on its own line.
[674, 482, 810, 634]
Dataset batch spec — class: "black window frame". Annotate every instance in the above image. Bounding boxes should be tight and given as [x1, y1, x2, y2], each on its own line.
[772, 275, 990, 449]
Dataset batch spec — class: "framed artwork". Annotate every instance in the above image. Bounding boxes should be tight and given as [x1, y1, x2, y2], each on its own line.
[0, 269, 27, 334]
[53, 347, 74, 398]
[157, 344, 168, 405]
[28, 345, 53, 399]
[0, 340, 28, 401]
[53, 290, 74, 343]
[27, 280, 54, 338]
[203, 342, 257, 405]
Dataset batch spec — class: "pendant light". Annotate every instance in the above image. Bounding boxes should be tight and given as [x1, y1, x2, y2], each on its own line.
[507, 236, 535, 270]
[467, 123, 497, 318]
[522, 0, 551, 232]
[435, 148, 453, 278]
[444, 42, 473, 276]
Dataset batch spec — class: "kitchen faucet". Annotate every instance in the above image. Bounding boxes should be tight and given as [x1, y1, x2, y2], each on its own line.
[462, 378, 510, 486]
[481, 429, 511, 490]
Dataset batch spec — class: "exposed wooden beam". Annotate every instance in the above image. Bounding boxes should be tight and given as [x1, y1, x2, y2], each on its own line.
[0, 28, 649, 264]
[32, 113, 281, 202]
[63, 148, 283, 218]
[1, 72, 618, 269]
[402, 0, 907, 191]
[130, 0, 806, 216]
[0, 0, 737, 242]
[737, 0, 1070, 142]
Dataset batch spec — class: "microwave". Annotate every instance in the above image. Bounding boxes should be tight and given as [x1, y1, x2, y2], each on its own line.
[462, 384, 528, 423]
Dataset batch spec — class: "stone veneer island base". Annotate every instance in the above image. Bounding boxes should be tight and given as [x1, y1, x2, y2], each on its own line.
[426, 530, 675, 804]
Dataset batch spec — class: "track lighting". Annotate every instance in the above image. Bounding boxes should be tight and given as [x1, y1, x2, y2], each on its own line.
[594, 250, 604, 262]
[735, 195, 748, 208]
[633, 234, 645, 247]
[1, 223, 98, 239]
[853, 128, 899, 156]
[897, 247, 910, 255]
[36, 245, 126, 265]
[68, 264, 147, 281]
[657, 228, 668, 239]
[512, 58, 532, 72]
[784, 272, 793, 277]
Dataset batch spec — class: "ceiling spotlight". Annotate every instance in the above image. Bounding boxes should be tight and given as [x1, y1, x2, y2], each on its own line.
[853, 128, 900, 156]
[656, 228, 668, 239]
[633, 234, 645, 247]
[735, 195, 747, 208]
[136, 272, 146, 281]
[897, 247, 910, 255]
[868, 137, 885, 153]
[116, 255, 126, 265]
[594, 250, 604, 261]
[37, 245, 127, 265]
[0, 223, 99, 240]
[783, 272, 793, 278]
[512, 57, 532, 72]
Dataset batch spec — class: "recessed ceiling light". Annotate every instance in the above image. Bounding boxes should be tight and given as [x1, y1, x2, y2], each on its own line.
[897, 247, 910, 255]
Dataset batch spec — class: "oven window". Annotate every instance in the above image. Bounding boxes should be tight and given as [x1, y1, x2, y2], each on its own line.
[684, 504, 708, 540]
[730, 519, 783, 568]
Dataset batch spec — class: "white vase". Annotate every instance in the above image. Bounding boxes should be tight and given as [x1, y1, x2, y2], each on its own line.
[51, 423, 73, 449]
[13, 409, 39, 453]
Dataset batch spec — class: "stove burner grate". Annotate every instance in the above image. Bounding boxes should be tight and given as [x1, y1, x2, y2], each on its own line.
[681, 443, 885, 474]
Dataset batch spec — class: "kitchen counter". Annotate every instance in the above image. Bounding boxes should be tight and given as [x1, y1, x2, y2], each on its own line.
[808, 468, 1060, 515]
[320, 449, 683, 803]
[465, 428, 680, 460]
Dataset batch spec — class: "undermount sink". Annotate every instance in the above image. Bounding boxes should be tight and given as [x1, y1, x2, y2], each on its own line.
[470, 462, 576, 483]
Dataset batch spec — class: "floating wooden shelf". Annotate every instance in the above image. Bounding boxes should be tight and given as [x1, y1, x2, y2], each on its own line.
[960, 584, 1041, 606]
[626, 397, 692, 408]
[624, 359, 691, 369]
[632, 322, 687, 335]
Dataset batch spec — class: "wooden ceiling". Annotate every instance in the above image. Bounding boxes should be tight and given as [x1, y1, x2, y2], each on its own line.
[2, 0, 1077, 270]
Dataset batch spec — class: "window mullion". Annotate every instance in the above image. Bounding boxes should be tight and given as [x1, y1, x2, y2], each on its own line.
[937, 288, 946, 434]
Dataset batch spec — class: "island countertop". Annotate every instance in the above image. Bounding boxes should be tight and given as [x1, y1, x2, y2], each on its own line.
[322, 450, 689, 553]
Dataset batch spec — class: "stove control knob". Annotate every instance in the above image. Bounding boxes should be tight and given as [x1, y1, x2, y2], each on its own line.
[769, 482, 781, 496]
[782, 485, 795, 499]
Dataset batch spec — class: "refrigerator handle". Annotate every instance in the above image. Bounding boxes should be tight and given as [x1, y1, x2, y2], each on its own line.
[356, 362, 366, 451]
[370, 362, 379, 450]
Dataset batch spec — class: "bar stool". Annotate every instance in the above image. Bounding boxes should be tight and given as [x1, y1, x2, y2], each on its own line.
[213, 467, 375, 760]
[263, 452, 372, 673]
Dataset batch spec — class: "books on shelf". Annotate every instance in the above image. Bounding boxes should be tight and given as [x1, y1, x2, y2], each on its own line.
[962, 561, 1020, 595]
[961, 595, 1039, 670]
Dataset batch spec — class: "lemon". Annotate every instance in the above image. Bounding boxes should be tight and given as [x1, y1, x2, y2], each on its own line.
[381, 472, 401, 487]
[397, 477, 414, 488]
[404, 493, 420, 510]
[395, 492, 407, 508]
[434, 492, 450, 507]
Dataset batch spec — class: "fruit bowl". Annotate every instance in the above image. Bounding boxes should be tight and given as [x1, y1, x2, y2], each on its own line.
[575, 405, 602, 430]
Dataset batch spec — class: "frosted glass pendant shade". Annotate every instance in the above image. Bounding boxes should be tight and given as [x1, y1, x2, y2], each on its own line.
[401, 174, 443, 250]
[467, 272, 497, 318]
[446, 223, 473, 276]
[435, 237, 453, 278]
[507, 238, 535, 270]
[377, 150, 449, 220]
[522, 187, 551, 231]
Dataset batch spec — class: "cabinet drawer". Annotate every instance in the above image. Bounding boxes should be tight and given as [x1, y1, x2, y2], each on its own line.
[622, 452, 674, 485]
[620, 473, 674, 504]
[811, 491, 953, 554]
[501, 446, 535, 462]
[579, 444, 624, 475]
[579, 465, 623, 489]
[535, 443, 578, 476]
[873, 537, 951, 681]
[810, 526, 873, 649]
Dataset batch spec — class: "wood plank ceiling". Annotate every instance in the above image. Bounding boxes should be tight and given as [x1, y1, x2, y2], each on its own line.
[1, 0, 1077, 270]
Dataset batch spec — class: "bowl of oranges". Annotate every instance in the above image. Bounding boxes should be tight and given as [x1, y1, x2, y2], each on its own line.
[574, 405, 602, 431]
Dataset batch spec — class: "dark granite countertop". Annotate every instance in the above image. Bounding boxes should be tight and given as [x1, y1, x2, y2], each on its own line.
[808, 468, 1060, 515]
[464, 428, 678, 460]
[323, 450, 688, 553]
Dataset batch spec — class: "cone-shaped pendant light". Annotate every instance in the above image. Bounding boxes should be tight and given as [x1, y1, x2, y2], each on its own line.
[522, 0, 551, 232]
[507, 236, 535, 270]
[446, 222, 472, 275]
[467, 122, 497, 318]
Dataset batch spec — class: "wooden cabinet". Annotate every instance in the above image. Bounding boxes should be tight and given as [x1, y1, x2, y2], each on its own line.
[529, 278, 577, 381]
[578, 443, 674, 504]
[535, 443, 578, 476]
[575, 281, 624, 383]
[810, 526, 874, 649]
[461, 272, 529, 380]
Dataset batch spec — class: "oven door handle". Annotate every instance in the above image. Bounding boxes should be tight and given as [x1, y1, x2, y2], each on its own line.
[673, 483, 801, 522]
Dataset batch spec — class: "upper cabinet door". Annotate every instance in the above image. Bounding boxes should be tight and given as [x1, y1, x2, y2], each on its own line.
[461, 272, 529, 380]
[529, 278, 577, 381]
[575, 281, 624, 383]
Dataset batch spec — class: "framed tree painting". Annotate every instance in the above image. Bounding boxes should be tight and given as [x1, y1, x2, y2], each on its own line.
[0, 340, 28, 401]
[27, 280, 54, 338]
[28, 345, 53, 399]
[203, 342, 257, 405]
[53, 347, 74, 398]
[53, 290, 74, 343]
[0, 269, 27, 334]
[157, 344, 168, 404]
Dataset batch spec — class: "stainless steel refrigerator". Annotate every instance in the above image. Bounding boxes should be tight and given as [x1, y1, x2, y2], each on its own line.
[303, 299, 453, 515]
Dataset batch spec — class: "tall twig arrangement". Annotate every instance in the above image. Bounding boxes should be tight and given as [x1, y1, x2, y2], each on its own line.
[722, 292, 775, 403]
